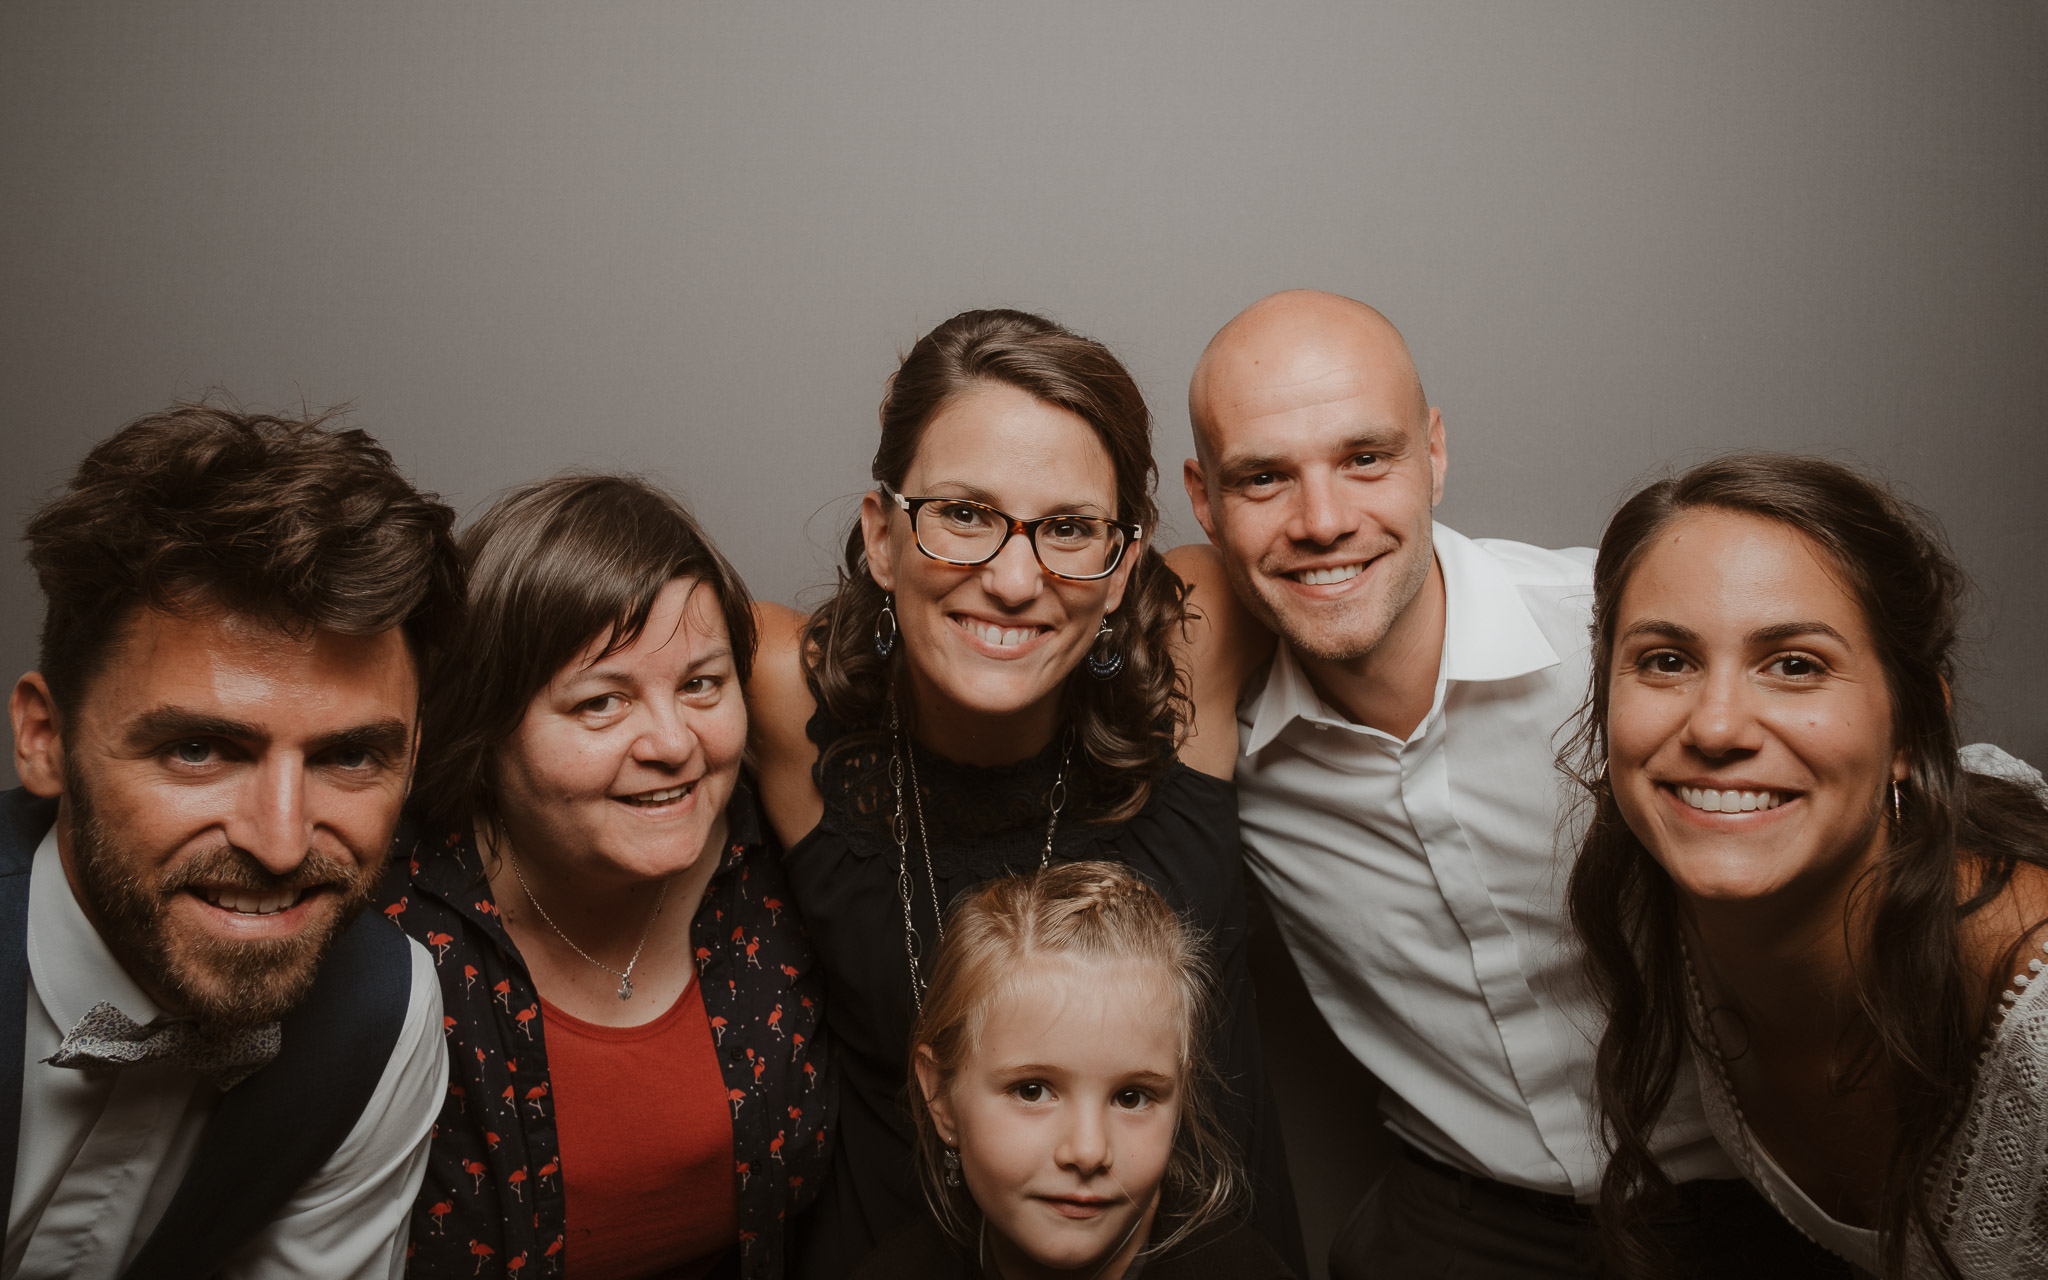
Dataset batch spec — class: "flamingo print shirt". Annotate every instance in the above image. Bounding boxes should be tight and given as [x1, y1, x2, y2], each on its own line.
[379, 783, 833, 1279]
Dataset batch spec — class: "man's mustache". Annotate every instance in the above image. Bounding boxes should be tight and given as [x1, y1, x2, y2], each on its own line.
[155, 845, 364, 897]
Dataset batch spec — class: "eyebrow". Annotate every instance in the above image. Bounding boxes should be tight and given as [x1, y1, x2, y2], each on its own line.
[576, 645, 735, 689]
[992, 1063, 1178, 1087]
[919, 482, 1113, 519]
[125, 708, 413, 757]
[307, 719, 415, 759]
[1619, 619, 1850, 646]
[127, 708, 262, 749]
[1217, 428, 1409, 480]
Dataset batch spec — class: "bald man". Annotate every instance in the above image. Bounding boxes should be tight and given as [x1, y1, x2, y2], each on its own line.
[1170, 292, 1850, 1278]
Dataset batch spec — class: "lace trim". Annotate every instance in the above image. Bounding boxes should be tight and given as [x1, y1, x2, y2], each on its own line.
[1926, 938, 2048, 1270]
[1687, 938, 2048, 1277]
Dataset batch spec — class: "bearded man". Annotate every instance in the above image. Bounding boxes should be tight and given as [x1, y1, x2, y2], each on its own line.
[3, 403, 462, 1279]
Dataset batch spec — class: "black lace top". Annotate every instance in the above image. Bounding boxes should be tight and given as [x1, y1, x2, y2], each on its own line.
[784, 709, 1303, 1279]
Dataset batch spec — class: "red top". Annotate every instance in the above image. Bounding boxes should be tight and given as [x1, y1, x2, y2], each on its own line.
[541, 976, 738, 1279]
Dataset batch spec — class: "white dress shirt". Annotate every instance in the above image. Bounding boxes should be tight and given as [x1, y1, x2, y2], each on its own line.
[1236, 523, 1735, 1201]
[5, 827, 446, 1280]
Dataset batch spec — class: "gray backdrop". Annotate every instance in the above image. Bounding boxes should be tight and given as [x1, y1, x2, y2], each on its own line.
[4, 5, 2044, 1274]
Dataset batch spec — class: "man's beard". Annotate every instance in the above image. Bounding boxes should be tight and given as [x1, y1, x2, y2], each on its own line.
[64, 764, 381, 1033]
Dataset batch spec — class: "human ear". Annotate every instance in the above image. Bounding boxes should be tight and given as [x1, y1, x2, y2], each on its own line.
[10, 673, 67, 799]
[1182, 459, 1219, 544]
[1101, 533, 1140, 617]
[1426, 408, 1447, 507]
[860, 490, 896, 593]
[914, 1044, 958, 1146]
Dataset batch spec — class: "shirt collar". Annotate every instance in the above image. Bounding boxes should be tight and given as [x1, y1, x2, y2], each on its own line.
[1242, 522, 1563, 754]
[28, 824, 165, 1032]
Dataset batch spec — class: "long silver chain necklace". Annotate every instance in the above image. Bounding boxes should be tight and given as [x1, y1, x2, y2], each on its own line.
[889, 697, 1070, 1016]
[505, 844, 672, 1001]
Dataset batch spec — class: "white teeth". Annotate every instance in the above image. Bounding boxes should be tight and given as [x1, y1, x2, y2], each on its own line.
[959, 618, 1039, 649]
[203, 888, 301, 915]
[1676, 786, 1786, 814]
[626, 784, 692, 805]
[1293, 563, 1364, 586]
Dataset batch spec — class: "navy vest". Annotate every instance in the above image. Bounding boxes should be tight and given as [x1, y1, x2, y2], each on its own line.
[0, 787, 414, 1279]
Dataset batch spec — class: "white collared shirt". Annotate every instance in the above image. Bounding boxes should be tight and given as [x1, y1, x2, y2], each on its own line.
[5, 827, 446, 1280]
[1236, 523, 1734, 1200]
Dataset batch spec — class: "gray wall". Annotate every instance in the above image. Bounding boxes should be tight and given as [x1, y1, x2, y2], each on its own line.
[4, 4, 2044, 1273]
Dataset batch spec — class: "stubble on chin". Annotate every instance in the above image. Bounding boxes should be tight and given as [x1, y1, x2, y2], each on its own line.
[63, 772, 381, 1033]
[1236, 538, 1435, 668]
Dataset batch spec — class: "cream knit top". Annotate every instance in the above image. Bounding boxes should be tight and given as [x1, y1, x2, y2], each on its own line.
[1687, 940, 2048, 1277]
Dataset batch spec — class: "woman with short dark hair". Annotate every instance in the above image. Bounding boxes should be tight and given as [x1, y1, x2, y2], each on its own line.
[1565, 454, 2048, 1279]
[384, 474, 830, 1279]
[747, 308, 1302, 1276]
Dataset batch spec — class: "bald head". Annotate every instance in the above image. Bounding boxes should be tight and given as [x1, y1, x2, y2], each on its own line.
[1188, 290, 1429, 465]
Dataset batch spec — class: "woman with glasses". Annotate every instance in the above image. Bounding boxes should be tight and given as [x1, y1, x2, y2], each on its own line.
[749, 309, 1303, 1277]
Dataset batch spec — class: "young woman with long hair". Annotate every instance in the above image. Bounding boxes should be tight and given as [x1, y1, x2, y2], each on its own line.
[1564, 454, 2048, 1278]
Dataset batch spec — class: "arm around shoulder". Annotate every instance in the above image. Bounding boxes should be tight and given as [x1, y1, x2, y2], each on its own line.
[1163, 543, 1273, 782]
[747, 601, 824, 847]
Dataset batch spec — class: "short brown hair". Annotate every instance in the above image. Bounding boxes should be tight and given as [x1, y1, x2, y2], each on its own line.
[411, 473, 757, 834]
[24, 402, 462, 718]
[908, 861, 1243, 1256]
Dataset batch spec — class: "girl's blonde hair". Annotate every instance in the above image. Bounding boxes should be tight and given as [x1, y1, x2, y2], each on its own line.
[906, 861, 1244, 1255]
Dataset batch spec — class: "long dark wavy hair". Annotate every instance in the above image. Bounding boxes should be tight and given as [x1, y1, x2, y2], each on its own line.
[1562, 453, 2048, 1280]
[805, 308, 1188, 823]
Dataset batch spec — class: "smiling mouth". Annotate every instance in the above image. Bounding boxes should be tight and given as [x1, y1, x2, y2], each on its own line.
[618, 783, 693, 807]
[1288, 561, 1367, 586]
[1039, 1195, 1119, 1219]
[951, 615, 1050, 649]
[197, 886, 313, 916]
[1672, 785, 1790, 814]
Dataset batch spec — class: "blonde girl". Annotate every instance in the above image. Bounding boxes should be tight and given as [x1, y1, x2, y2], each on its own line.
[851, 862, 1294, 1280]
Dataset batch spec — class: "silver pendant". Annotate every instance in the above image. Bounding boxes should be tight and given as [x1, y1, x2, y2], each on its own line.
[617, 977, 633, 1000]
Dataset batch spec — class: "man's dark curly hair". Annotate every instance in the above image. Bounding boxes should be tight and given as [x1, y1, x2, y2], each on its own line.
[23, 401, 463, 718]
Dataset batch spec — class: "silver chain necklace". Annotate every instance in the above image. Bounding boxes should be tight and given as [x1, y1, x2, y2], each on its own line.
[889, 698, 1070, 1017]
[505, 845, 672, 1001]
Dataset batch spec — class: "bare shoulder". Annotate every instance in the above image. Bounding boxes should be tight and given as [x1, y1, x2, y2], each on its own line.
[1163, 543, 1275, 781]
[1960, 857, 2048, 1017]
[746, 601, 824, 845]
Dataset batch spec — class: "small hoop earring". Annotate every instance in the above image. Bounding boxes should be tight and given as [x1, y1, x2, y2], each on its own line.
[1085, 617, 1123, 681]
[1890, 779, 1903, 825]
[874, 594, 898, 660]
[942, 1146, 962, 1187]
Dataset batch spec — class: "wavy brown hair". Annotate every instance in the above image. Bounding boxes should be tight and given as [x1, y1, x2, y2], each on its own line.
[907, 860, 1244, 1256]
[1562, 453, 2048, 1280]
[804, 308, 1188, 823]
[411, 473, 756, 838]
[23, 401, 461, 719]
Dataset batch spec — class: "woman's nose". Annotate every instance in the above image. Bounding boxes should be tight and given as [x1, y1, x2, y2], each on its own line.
[1679, 667, 1764, 759]
[978, 531, 1045, 606]
[636, 700, 699, 765]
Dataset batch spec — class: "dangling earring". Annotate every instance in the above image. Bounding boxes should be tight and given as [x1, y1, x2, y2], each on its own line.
[942, 1146, 962, 1187]
[1085, 616, 1123, 681]
[874, 594, 898, 660]
[1891, 779, 1903, 825]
